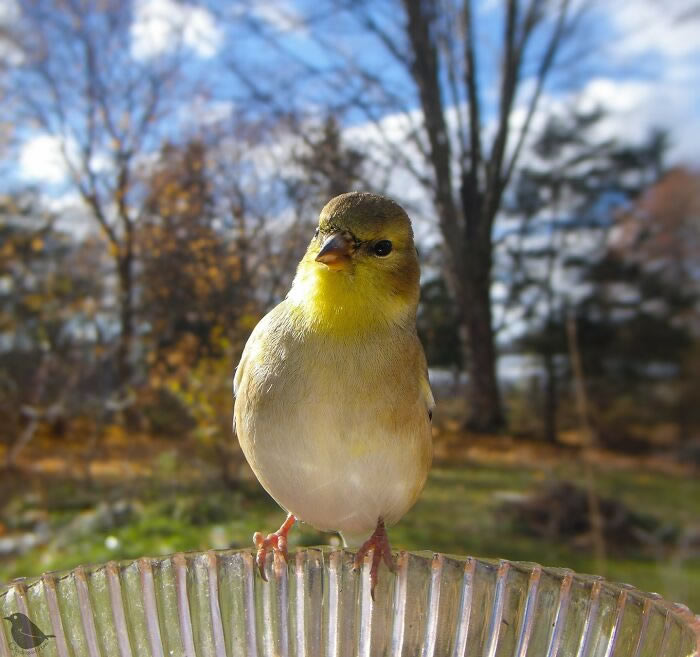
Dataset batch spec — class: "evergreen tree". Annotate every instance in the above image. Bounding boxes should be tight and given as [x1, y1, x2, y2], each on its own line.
[417, 275, 463, 370]
[294, 116, 366, 205]
[504, 111, 672, 442]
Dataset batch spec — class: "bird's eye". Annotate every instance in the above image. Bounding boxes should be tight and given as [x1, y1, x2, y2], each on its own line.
[373, 240, 392, 256]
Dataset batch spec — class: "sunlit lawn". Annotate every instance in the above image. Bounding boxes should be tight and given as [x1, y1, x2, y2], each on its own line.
[1, 438, 698, 612]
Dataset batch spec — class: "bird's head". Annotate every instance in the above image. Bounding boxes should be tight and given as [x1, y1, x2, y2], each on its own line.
[289, 192, 420, 334]
[311, 192, 417, 274]
[4, 614, 19, 622]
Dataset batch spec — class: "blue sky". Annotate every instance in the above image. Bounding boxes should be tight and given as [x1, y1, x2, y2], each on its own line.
[6, 0, 699, 196]
[2, 0, 697, 344]
[216, 0, 700, 157]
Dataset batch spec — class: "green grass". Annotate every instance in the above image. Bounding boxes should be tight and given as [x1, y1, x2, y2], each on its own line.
[395, 463, 700, 610]
[1, 461, 698, 612]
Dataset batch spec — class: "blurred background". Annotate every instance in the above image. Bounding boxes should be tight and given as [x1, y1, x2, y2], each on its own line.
[0, 0, 698, 610]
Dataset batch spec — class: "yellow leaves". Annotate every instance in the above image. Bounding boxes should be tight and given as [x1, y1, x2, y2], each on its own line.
[1, 241, 15, 259]
[31, 237, 44, 252]
[104, 424, 128, 446]
[240, 313, 262, 331]
[162, 347, 237, 435]
[166, 350, 185, 367]
[24, 293, 45, 311]
[207, 266, 220, 281]
[113, 186, 126, 203]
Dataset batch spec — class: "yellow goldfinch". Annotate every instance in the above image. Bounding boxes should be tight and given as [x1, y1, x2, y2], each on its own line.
[233, 192, 433, 596]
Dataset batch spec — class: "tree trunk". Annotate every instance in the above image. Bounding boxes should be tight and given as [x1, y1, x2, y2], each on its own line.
[543, 347, 558, 443]
[116, 253, 134, 385]
[456, 181, 505, 432]
[461, 261, 504, 432]
[402, 0, 505, 432]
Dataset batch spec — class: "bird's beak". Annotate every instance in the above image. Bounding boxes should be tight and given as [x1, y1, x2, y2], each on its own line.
[315, 232, 353, 271]
[3, 617, 10, 621]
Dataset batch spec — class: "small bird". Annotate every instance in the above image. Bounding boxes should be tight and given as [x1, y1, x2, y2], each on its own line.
[233, 192, 433, 596]
[4, 613, 55, 650]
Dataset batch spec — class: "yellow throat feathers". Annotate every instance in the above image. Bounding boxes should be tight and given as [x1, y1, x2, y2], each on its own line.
[287, 257, 419, 336]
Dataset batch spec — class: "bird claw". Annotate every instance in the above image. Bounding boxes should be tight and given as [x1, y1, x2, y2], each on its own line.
[254, 531, 287, 581]
[253, 514, 295, 582]
[353, 517, 396, 600]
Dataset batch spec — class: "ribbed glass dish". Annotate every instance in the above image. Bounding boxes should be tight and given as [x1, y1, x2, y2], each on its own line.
[1, 548, 698, 657]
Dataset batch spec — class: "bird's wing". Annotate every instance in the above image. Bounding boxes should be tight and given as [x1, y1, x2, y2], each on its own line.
[232, 348, 248, 436]
[420, 350, 435, 422]
[421, 364, 435, 420]
[232, 306, 278, 436]
[232, 348, 252, 437]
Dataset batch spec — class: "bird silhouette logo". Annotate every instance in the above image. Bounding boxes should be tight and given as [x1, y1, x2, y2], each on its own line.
[3, 613, 54, 653]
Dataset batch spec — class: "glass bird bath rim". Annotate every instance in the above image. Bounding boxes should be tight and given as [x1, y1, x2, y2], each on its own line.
[1, 547, 698, 657]
[3, 546, 696, 612]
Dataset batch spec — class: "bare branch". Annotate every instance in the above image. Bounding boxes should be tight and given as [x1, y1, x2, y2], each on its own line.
[356, 8, 410, 66]
[437, 0, 468, 161]
[483, 0, 522, 226]
[401, 0, 463, 248]
[462, 0, 483, 180]
[502, 0, 572, 191]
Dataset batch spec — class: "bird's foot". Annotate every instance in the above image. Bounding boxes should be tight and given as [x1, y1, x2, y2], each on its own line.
[253, 513, 296, 581]
[353, 517, 396, 600]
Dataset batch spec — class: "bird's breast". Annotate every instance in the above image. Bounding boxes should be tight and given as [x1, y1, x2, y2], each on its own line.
[235, 326, 432, 537]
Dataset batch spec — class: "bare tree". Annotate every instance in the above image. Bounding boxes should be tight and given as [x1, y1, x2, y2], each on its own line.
[3, 0, 199, 383]
[226, 0, 584, 430]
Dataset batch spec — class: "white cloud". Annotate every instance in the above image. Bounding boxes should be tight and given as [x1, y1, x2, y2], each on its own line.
[344, 108, 435, 235]
[17, 139, 110, 237]
[19, 133, 116, 184]
[130, 0, 223, 60]
[607, 0, 700, 59]
[49, 191, 94, 238]
[251, 1, 308, 36]
[178, 96, 235, 129]
[576, 74, 700, 165]
[0, 0, 19, 22]
[19, 135, 77, 183]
